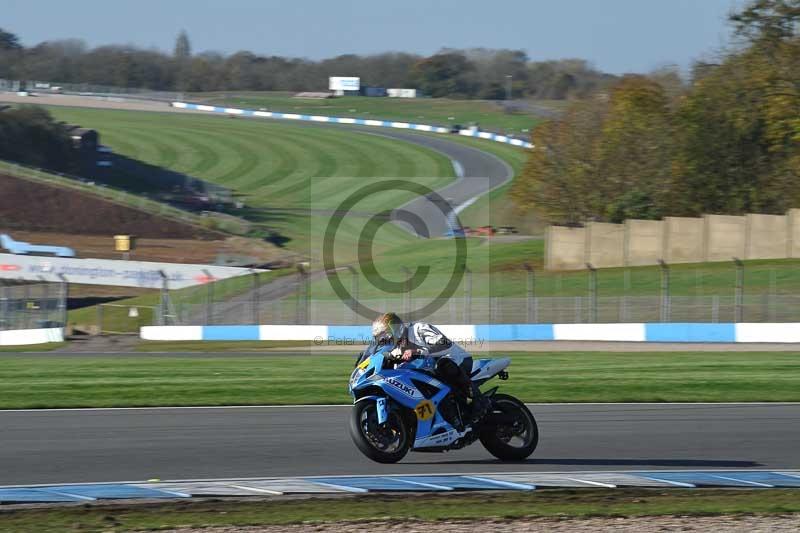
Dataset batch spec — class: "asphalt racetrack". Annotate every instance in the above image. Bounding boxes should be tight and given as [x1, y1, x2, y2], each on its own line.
[1, 403, 798, 485]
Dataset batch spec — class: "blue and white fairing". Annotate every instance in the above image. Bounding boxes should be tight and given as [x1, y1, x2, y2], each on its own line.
[349, 346, 510, 449]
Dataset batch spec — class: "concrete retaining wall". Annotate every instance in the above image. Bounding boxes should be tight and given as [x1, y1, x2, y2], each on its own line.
[746, 214, 787, 259]
[0, 327, 64, 345]
[663, 217, 704, 263]
[625, 219, 664, 266]
[140, 323, 800, 343]
[789, 209, 800, 258]
[705, 215, 746, 262]
[545, 226, 585, 270]
[547, 208, 800, 270]
[586, 222, 625, 268]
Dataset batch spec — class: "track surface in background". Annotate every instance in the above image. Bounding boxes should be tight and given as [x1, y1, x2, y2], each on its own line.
[0, 94, 513, 236]
[1, 403, 797, 485]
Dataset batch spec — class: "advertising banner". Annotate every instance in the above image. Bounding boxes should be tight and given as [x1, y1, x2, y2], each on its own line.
[0, 253, 264, 289]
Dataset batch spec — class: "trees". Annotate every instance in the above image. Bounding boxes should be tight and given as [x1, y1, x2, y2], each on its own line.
[673, 0, 800, 215]
[0, 26, 619, 99]
[730, 0, 800, 45]
[596, 76, 674, 221]
[510, 98, 608, 224]
[512, 0, 800, 224]
[411, 52, 477, 97]
[511, 77, 674, 224]
[0, 106, 79, 172]
[174, 30, 192, 60]
[0, 28, 21, 51]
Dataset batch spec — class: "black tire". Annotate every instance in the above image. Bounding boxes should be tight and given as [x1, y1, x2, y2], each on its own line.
[349, 399, 411, 464]
[479, 393, 538, 461]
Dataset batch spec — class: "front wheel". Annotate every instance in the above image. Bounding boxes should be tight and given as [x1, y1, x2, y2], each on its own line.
[479, 393, 538, 461]
[349, 399, 411, 463]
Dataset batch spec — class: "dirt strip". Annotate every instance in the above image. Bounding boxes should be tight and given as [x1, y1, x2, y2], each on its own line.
[160, 514, 800, 533]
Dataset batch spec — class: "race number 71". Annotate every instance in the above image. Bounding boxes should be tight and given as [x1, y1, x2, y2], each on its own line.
[415, 400, 434, 420]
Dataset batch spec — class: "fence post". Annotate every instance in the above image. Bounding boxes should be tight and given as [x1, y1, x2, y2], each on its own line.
[0, 279, 8, 329]
[295, 264, 309, 325]
[38, 276, 49, 326]
[401, 266, 411, 319]
[712, 295, 720, 323]
[734, 257, 744, 323]
[586, 263, 597, 324]
[203, 269, 215, 326]
[251, 270, 260, 324]
[159, 270, 169, 326]
[769, 268, 777, 322]
[22, 280, 30, 329]
[464, 266, 472, 324]
[659, 259, 670, 323]
[58, 274, 68, 328]
[622, 268, 630, 322]
[524, 263, 536, 323]
[345, 265, 358, 325]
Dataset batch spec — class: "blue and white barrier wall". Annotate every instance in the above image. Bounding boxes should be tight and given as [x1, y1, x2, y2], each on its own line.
[141, 323, 800, 343]
[171, 102, 534, 149]
[0, 327, 64, 346]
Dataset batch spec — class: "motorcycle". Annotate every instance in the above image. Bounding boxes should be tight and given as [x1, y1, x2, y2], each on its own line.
[348, 342, 538, 463]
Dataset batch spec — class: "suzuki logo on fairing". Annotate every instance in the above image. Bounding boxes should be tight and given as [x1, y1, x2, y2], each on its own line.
[385, 377, 419, 398]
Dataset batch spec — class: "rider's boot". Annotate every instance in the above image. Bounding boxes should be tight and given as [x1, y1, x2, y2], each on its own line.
[467, 383, 489, 425]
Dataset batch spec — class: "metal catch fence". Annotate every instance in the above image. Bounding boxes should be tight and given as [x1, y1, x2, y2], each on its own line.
[0, 281, 66, 330]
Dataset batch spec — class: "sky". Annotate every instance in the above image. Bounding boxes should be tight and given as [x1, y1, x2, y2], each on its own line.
[2, 0, 746, 74]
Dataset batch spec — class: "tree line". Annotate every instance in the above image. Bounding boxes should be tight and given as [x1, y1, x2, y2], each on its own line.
[0, 28, 614, 99]
[0, 106, 79, 172]
[511, 0, 800, 224]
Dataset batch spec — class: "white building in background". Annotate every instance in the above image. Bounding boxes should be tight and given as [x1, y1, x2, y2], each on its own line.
[329, 76, 360, 96]
[387, 88, 417, 98]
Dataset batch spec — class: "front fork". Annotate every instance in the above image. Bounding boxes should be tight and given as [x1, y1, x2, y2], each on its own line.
[355, 395, 390, 425]
[376, 397, 388, 424]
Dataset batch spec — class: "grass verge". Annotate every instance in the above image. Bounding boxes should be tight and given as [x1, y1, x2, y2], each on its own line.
[0, 351, 798, 408]
[1, 489, 798, 533]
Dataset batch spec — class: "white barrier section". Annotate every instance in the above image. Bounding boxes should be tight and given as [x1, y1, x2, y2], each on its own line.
[259, 325, 328, 341]
[553, 323, 646, 342]
[438, 324, 478, 341]
[141, 323, 800, 343]
[170, 102, 535, 149]
[140, 326, 203, 341]
[0, 327, 63, 346]
[736, 323, 800, 343]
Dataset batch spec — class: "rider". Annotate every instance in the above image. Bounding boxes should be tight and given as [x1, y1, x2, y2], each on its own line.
[371, 312, 488, 424]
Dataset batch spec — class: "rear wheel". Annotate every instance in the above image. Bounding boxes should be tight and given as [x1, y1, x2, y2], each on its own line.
[479, 393, 538, 461]
[349, 399, 411, 464]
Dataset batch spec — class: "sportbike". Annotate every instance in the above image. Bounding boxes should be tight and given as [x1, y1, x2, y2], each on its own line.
[348, 343, 538, 463]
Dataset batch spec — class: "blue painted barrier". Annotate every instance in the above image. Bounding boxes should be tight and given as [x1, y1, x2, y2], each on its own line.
[144, 322, 800, 343]
[645, 323, 736, 343]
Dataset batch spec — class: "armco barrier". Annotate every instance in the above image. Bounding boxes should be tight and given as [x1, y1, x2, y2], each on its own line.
[171, 102, 534, 149]
[141, 323, 800, 343]
[0, 327, 63, 346]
